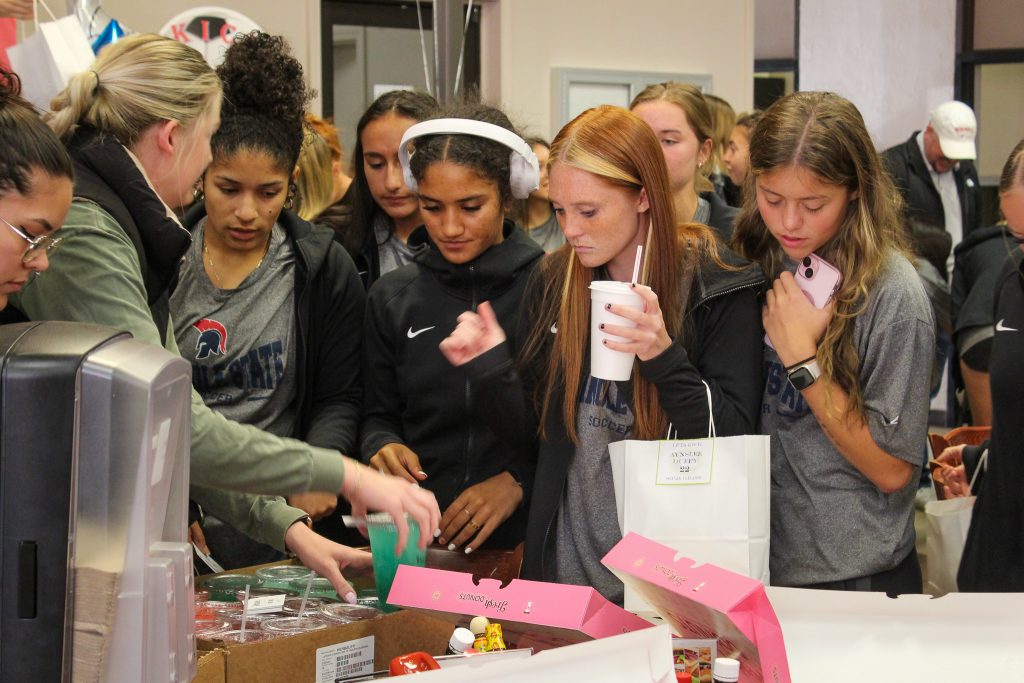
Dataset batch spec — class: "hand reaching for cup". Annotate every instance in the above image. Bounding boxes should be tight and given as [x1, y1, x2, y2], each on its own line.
[439, 301, 507, 367]
[340, 457, 440, 556]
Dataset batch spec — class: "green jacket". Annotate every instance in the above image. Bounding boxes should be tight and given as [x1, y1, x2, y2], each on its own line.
[12, 199, 347, 550]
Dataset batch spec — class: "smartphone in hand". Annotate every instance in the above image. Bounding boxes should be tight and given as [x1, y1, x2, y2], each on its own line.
[765, 253, 842, 350]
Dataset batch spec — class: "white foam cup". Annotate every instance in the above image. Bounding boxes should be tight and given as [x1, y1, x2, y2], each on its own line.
[589, 280, 644, 381]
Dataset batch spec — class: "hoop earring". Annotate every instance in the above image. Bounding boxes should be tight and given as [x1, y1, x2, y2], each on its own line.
[283, 183, 297, 210]
[193, 178, 204, 203]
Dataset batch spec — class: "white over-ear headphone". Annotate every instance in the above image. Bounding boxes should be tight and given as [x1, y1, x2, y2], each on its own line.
[398, 118, 540, 199]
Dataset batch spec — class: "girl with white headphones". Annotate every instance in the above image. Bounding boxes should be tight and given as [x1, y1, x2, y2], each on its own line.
[360, 102, 544, 553]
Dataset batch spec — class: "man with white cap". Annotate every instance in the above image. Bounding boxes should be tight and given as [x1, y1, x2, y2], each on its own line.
[883, 100, 980, 281]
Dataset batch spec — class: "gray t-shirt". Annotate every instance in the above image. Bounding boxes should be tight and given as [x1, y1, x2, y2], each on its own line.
[525, 210, 566, 253]
[373, 212, 416, 277]
[761, 251, 934, 586]
[554, 377, 634, 604]
[171, 221, 298, 438]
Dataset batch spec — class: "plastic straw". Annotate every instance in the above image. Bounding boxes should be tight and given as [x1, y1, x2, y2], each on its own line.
[297, 571, 314, 618]
[240, 585, 251, 640]
[631, 245, 643, 285]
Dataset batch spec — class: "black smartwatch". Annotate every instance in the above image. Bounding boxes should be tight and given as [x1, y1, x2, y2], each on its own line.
[787, 358, 821, 391]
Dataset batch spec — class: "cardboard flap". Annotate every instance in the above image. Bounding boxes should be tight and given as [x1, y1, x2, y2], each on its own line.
[388, 565, 651, 651]
[603, 533, 791, 683]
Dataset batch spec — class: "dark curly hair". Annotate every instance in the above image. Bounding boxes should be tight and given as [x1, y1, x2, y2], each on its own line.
[408, 102, 521, 208]
[0, 68, 73, 198]
[212, 31, 311, 173]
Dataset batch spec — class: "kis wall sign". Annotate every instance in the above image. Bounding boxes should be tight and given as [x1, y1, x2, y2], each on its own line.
[159, 6, 262, 67]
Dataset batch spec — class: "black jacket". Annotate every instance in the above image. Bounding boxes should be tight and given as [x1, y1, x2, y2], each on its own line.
[703, 190, 739, 243]
[464, 248, 765, 580]
[182, 204, 365, 454]
[958, 258, 1024, 592]
[360, 221, 544, 547]
[883, 133, 981, 278]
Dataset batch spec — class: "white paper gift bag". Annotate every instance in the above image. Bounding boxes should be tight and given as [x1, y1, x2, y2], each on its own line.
[608, 383, 770, 612]
[924, 449, 987, 595]
[8, 1, 95, 111]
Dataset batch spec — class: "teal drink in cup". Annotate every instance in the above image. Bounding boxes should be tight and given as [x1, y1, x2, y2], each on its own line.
[366, 513, 426, 612]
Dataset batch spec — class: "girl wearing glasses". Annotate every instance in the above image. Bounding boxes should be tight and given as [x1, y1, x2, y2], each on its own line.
[0, 68, 73, 308]
[11, 34, 439, 598]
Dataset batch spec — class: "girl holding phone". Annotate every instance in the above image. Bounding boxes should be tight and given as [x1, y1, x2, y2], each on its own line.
[733, 91, 934, 594]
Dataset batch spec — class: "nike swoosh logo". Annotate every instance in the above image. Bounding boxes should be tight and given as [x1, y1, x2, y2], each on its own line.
[550, 323, 558, 334]
[407, 326, 436, 339]
[996, 319, 1018, 332]
[884, 414, 900, 426]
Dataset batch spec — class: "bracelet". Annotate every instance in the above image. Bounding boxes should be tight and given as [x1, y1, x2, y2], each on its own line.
[784, 353, 818, 372]
[349, 460, 363, 496]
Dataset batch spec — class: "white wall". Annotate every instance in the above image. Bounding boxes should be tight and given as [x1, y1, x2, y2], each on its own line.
[98, 0, 324, 112]
[799, 0, 957, 151]
[490, 0, 754, 140]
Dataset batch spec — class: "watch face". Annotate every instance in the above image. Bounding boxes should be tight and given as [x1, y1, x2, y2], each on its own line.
[788, 367, 815, 391]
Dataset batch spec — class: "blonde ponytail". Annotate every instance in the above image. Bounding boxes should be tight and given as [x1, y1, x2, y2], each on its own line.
[46, 33, 221, 145]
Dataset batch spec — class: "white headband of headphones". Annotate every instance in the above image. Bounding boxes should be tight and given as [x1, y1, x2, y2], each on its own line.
[398, 118, 540, 199]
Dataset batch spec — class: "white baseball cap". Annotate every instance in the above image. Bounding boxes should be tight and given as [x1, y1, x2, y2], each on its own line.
[929, 101, 977, 160]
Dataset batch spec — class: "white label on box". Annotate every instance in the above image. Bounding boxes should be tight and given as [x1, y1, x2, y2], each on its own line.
[241, 593, 287, 613]
[317, 635, 374, 683]
[656, 439, 714, 485]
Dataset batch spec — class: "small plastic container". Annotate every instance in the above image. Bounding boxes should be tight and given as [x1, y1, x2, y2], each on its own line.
[260, 616, 329, 635]
[199, 574, 264, 602]
[255, 565, 314, 590]
[319, 603, 383, 624]
[216, 609, 280, 629]
[282, 597, 324, 615]
[287, 575, 338, 600]
[446, 627, 475, 655]
[195, 600, 237, 622]
[193, 588, 210, 603]
[213, 629, 275, 644]
[194, 619, 233, 638]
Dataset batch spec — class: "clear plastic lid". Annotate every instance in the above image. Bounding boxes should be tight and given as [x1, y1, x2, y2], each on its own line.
[194, 619, 233, 637]
[282, 597, 324, 615]
[255, 565, 314, 583]
[319, 603, 384, 623]
[260, 616, 329, 634]
[195, 600, 237, 622]
[199, 574, 263, 600]
[213, 629, 276, 643]
[234, 587, 293, 603]
[287, 575, 338, 599]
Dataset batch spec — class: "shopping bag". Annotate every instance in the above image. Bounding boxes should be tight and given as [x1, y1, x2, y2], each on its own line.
[8, 0, 94, 111]
[923, 449, 987, 595]
[608, 383, 770, 612]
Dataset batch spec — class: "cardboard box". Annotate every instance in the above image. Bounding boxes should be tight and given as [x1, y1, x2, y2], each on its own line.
[386, 564, 652, 651]
[603, 532, 790, 683]
[197, 610, 456, 683]
[191, 648, 225, 683]
[767, 587, 1024, 681]
[411, 624, 677, 682]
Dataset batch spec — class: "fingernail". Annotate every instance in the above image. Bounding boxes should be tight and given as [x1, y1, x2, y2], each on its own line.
[605, 303, 611, 310]
[630, 283, 636, 288]
[434, 528, 442, 538]
[344, 591, 357, 604]
[465, 547, 473, 554]
[599, 323, 605, 330]
[438, 537, 447, 545]
[602, 340, 607, 345]
[447, 543, 456, 551]
[417, 471, 428, 478]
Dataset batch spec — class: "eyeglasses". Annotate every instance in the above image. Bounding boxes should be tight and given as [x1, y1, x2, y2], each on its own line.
[0, 214, 63, 266]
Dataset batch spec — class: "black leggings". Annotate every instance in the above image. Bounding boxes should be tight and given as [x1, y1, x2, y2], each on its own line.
[798, 549, 922, 596]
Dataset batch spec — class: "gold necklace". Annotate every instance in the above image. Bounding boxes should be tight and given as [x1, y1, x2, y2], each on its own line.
[203, 238, 269, 288]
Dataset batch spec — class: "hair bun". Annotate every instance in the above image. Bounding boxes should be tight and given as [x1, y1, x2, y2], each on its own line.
[216, 31, 310, 128]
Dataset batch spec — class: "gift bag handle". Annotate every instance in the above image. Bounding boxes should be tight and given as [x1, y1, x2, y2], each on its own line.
[665, 380, 716, 441]
[967, 447, 988, 496]
[32, 0, 60, 32]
